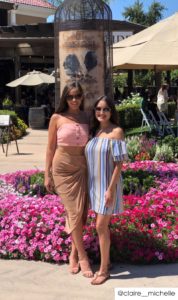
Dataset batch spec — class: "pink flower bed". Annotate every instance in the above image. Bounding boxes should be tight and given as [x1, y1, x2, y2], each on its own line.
[0, 161, 178, 264]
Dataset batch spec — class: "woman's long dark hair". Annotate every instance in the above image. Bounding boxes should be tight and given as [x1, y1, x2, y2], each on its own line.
[90, 95, 119, 136]
[55, 81, 84, 113]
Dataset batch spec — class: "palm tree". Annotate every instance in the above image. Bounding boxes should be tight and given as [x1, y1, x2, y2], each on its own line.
[122, 0, 145, 25]
[146, 1, 165, 25]
[122, 0, 165, 26]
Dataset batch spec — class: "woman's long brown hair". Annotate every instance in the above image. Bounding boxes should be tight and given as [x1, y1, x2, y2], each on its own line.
[90, 95, 120, 136]
[55, 81, 84, 113]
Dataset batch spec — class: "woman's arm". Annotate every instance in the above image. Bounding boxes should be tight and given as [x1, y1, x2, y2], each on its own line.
[105, 162, 123, 207]
[44, 114, 58, 192]
[105, 127, 124, 207]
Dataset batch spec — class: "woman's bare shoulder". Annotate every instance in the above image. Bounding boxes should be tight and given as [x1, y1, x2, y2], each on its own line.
[50, 113, 60, 119]
[112, 127, 124, 140]
[49, 113, 62, 127]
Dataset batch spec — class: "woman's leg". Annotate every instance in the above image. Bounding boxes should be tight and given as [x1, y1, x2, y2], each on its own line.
[70, 240, 78, 257]
[69, 240, 79, 274]
[71, 219, 93, 277]
[96, 214, 111, 273]
[91, 214, 111, 284]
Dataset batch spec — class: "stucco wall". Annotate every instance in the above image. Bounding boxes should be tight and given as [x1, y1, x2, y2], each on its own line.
[16, 14, 46, 25]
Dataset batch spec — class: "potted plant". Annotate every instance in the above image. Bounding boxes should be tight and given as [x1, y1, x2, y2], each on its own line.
[2, 96, 14, 110]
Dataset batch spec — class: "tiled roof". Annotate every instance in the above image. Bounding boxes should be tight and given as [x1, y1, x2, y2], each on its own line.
[0, 0, 56, 9]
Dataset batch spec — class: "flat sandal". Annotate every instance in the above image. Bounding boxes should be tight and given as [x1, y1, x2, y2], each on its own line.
[91, 271, 110, 285]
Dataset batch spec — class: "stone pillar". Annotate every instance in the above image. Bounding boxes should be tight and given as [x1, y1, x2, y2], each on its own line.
[54, 0, 113, 110]
[59, 30, 105, 109]
[8, 10, 16, 25]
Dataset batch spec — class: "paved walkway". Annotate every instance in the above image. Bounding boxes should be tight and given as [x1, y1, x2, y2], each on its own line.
[0, 129, 47, 173]
[0, 129, 178, 300]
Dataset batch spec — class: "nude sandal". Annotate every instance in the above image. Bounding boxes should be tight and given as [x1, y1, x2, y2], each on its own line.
[69, 256, 80, 274]
[79, 259, 93, 278]
[91, 271, 110, 285]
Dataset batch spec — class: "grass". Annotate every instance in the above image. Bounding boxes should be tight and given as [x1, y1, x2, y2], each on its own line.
[125, 126, 150, 136]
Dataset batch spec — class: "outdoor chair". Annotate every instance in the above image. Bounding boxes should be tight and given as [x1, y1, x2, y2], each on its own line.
[0, 115, 19, 156]
[140, 108, 164, 136]
[157, 111, 175, 136]
[141, 109, 152, 131]
[148, 110, 164, 136]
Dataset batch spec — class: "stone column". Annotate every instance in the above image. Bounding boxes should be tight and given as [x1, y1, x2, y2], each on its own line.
[8, 10, 16, 25]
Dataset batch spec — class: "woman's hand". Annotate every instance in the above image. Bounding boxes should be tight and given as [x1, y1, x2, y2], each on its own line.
[104, 189, 114, 208]
[44, 175, 54, 193]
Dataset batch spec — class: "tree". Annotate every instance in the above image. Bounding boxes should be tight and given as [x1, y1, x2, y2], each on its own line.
[122, 0, 145, 25]
[146, 1, 165, 25]
[122, 0, 166, 26]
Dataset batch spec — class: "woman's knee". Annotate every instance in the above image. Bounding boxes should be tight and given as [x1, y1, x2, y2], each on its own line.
[96, 221, 109, 235]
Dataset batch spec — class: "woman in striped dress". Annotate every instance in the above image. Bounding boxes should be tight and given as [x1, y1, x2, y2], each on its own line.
[85, 96, 127, 285]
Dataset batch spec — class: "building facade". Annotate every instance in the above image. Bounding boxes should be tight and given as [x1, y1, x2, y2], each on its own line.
[0, 1, 145, 109]
[0, 0, 55, 26]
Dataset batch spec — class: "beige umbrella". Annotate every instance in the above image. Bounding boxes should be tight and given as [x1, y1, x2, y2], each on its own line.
[113, 12, 178, 70]
[6, 70, 55, 105]
[6, 70, 55, 87]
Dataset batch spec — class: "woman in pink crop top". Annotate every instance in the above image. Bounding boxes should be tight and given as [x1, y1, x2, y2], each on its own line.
[44, 81, 93, 278]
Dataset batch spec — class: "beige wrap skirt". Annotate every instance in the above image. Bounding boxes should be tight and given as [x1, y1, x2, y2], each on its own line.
[52, 146, 88, 234]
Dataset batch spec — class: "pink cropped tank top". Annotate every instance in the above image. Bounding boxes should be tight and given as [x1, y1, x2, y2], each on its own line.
[57, 123, 89, 146]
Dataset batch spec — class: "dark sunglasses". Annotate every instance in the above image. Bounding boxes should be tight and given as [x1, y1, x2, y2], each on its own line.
[95, 107, 111, 113]
[66, 94, 82, 101]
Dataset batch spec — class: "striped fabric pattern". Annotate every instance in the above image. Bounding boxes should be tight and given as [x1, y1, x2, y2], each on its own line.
[85, 137, 127, 215]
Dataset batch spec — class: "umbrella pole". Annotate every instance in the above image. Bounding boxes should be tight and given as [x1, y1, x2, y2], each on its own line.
[35, 86, 38, 106]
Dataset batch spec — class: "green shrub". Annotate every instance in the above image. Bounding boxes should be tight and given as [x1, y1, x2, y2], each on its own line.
[125, 135, 141, 161]
[157, 135, 178, 158]
[16, 117, 28, 134]
[116, 93, 143, 129]
[123, 169, 156, 195]
[116, 106, 142, 129]
[0, 110, 16, 118]
[115, 95, 176, 130]
[14, 172, 47, 196]
[153, 144, 175, 162]
[126, 135, 156, 161]
[113, 73, 127, 92]
[29, 173, 46, 196]
[119, 92, 143, 106]
[0, 110, 27, 140]
[125, 127, 150, 136]
[2, 97, 13, 109]
[168, 102, 176, 118]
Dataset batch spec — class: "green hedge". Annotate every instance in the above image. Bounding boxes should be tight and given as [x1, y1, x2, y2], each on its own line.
[0, 110, 17, 123]
[0, 110, 28, 140]
[116, 102, 176, 129]
[116, 104, 142, 129]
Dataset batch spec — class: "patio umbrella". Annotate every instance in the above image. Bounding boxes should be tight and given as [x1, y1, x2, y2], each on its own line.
[6, 70, 55, 106]
[113, 12, 178, 70]
[6, 70, 55, 87]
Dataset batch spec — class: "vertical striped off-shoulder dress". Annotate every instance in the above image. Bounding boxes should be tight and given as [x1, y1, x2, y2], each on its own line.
[85, 137, 127, 215]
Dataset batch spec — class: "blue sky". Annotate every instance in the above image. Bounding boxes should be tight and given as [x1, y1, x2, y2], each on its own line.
[109, 0, 178, 21]
[48, 0, 178, 22]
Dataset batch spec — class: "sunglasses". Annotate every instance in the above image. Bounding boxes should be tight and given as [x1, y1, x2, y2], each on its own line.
[95, 107, 111, 113]
[66, 94, 82, 101]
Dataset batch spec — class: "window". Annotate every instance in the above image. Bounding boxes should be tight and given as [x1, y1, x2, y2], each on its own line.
[0, 9, 8, 26]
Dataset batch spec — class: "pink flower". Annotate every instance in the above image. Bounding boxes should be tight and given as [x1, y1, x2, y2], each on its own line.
[0, 163, 177, 264]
